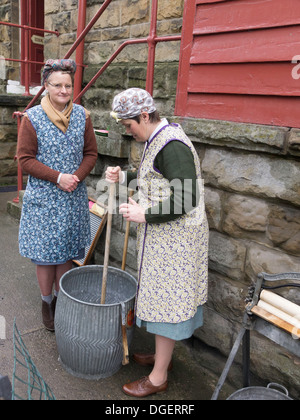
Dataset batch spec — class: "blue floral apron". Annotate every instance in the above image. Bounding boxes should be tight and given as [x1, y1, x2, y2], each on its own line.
[19, 104, 91, 264]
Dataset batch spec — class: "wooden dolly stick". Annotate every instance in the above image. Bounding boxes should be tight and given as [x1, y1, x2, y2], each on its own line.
[121, 189, 134, 271]
[101, 182, 115, 304]
[121, 189, 135, 365]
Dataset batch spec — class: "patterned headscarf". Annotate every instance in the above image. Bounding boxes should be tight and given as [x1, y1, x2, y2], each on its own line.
[42, 59, 77, 84]
[111, 88, 157, 122]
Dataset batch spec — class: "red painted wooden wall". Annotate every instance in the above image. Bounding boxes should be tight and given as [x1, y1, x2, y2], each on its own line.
[175, 0, 300, 128]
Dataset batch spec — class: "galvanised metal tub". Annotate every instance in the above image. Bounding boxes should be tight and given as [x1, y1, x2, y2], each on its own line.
[227, 383, 293, 401]
[55, 265, 137, 380]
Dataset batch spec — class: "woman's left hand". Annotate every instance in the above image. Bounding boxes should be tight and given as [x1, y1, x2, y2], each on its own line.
[119, 198, 146, 224]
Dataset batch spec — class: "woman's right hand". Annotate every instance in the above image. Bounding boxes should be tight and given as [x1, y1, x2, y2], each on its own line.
[105, 166, 121, 183]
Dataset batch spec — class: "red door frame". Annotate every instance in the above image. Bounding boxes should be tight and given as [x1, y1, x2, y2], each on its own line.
[175, 0, 196, 116]
[21, 0, 44, 88]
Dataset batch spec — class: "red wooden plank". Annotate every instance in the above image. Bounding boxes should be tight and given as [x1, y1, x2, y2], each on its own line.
[196, 0, 228, 3]
[181, 93, 300, 128]
[191, 26, 300, 63]
[195, 0, 300, 34]
[188, 62, 300, 96]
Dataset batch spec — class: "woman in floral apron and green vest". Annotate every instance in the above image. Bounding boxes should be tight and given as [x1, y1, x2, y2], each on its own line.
[106, 88, 209, 398]
[17, 60, 98, 332]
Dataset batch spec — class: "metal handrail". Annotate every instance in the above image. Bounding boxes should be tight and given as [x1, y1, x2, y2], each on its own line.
[0, 20, 59, 96]
[0, 20, 59, 35]
[74, 34, 181, 104]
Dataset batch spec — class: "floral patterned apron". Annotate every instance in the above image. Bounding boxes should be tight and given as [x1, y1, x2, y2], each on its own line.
[19, 104, 90, 264]
[136, 123, 209, 324]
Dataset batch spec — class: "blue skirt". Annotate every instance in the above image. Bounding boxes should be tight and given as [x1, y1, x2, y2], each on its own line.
[136, 306, 203, 341]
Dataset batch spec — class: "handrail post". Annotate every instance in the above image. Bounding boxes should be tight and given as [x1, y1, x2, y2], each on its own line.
[73, 0, 87, 104]
[146, 0, 158, 95]
[24, 5, 30, 96]
[13, 113, 24, 203]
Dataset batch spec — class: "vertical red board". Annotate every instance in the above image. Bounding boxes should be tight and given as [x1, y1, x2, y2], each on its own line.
[175, 0, 197, 116]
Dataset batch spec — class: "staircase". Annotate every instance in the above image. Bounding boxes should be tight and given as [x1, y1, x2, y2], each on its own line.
[7, 189, 24, 220]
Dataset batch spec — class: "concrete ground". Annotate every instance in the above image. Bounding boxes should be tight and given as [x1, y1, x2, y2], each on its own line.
[0, 191, 214, 402]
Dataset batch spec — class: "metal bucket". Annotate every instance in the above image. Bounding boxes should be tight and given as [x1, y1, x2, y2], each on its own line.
[227, 383, 293, 400]
[55, 265, 137, 380]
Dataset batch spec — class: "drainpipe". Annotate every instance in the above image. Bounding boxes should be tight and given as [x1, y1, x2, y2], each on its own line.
[73, 0, 87, 104]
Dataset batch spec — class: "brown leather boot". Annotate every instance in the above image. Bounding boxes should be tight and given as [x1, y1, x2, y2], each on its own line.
[51, 296, 57, 317]
[42, 300, 55, 332]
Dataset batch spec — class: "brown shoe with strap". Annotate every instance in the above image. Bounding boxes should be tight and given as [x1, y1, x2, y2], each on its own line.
[123, 376, 168, 398]
[133, 353, 173, 371]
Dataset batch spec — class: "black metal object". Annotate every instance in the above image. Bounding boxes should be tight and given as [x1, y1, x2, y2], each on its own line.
[0, 375, 12, 401]
[212, 272, 300, 400]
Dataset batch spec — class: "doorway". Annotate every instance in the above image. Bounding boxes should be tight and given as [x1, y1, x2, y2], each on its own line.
[20, 0, 45, 87]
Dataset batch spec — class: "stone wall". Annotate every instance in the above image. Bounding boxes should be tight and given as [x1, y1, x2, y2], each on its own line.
[178, 118, 300, 398]
[88, 116, 300, 399]
[44, 0, 183, 128]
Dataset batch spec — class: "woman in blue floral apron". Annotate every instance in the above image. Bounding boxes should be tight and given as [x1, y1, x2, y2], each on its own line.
[106, 88, 209, 398]
[17, 59, 98, 331]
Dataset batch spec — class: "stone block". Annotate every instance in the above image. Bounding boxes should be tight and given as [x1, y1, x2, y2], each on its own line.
[223, 194, 270, 238]
[0, 142, 16, 159]
[194, 306, 241, 357]
[202, 148, 300, 206]
[129, 141, 144, 168]
[121, 0, 149, 26]
[44, 0, 60, 14]
[267, 204, 300, 256]
[245, 242, 300, 284]
[6, 199, 21, 220]
[0, 159, 17, 177]
[96, 133, 130, 158]
[287, 129, 300, 156]
[204, 187, 223, 231]
[88, 3, 120, 29]
[156, 41, 181, 63]
[207, 271, 248, 321]
[157, 0, 184, 19]
[0, 125, 17, 142]
[208, 231, 247, 282]
[175, 118, 288, 155]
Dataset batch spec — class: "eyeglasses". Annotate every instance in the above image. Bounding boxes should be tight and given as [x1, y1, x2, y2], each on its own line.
[47, 82, 73, 91]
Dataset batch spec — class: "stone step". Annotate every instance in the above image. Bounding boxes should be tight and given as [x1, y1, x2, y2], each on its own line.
[6, 190, 24, 220]
[94, 129, 130, 159]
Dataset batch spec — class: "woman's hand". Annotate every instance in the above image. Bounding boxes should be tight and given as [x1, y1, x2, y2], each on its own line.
[106, 166, 122, 183]
[58, 174, 80, 192]
[119, 198, 146, 224]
